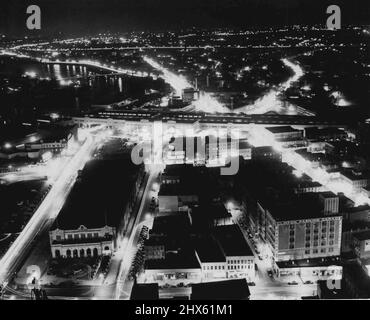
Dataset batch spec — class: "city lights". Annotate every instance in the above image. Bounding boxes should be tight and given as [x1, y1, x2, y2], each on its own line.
[0, 2, 369, 303]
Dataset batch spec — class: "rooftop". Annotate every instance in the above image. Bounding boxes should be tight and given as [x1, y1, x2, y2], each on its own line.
[193, 235, 226, 263]
[353, 230, 370, 241]
[51, 234, 113, 245]
[158, 183, 198, 196]
[53, 158, 142, 230]
[151, 213, 192, 238]
[212, 225, 253, 257]
[130, 283, 159, 300]
[145, 249, 201, 270]
[190, 202, 232, 225]
[341, 169, 370, 181]
[191, 279, 250, 300]
[266, 126, 301, 134]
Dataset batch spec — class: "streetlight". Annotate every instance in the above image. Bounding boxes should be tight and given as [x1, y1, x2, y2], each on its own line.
[50, 113, 60, 120]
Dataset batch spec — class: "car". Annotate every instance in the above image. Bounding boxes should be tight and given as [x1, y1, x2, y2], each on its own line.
[288, 281, 299, 285]
[258, 255, 263, 260]
[267, 270, 273, 277]
[247, 282, 256, 286]
[304, 280, 314, 285]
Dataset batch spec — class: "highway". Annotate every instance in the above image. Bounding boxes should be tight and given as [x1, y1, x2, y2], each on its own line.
[0, 134, 98, 286]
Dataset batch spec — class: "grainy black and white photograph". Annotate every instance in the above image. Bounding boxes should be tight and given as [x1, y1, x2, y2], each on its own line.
[0, 0, 369, 307]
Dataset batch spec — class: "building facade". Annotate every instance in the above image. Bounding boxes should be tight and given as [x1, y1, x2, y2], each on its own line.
[49, 225, 115, 258]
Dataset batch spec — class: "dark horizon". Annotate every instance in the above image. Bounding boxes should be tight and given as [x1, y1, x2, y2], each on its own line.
[0, 0, 369, 37]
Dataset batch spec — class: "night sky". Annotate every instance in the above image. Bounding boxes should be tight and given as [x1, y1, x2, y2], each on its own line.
[0, 0, 369, 36]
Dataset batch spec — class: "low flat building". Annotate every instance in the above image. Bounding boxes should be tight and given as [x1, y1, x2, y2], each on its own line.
[340, 169, 370, 192]
[158, 183, 199, 212]
[266, 126, 303, 141]
[190, 203, 233, 230]
[212, 225, 256, 282]
[275, 256, 342, 283]
[143, 249, 202, 286]
[194, 236, 227, 280]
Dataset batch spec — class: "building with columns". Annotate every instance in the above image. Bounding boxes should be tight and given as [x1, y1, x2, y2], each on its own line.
[49, 225, 115, 258]
[48, 157, 145, 259]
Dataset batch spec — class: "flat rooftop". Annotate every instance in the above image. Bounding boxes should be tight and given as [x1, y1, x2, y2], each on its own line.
[191, 203, 231, 222]
[158, 183, 197, 196]
[130, 283, 159, 300]
[353, 230, 370, 241]
[266, 126, 301, 134]
[145, 249, 201, 270]
[151, 213, 192, 237]
[193, 235, 226, 263]
[212, 225, 253, 257]
[54, 158, 142, 230]
[261, 193, 330, 221]
[341, 169, 370, 181]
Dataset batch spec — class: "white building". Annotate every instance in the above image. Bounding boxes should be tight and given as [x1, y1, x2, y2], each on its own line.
[212, 225, 256, 282]
[49, 225, 115, 258]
